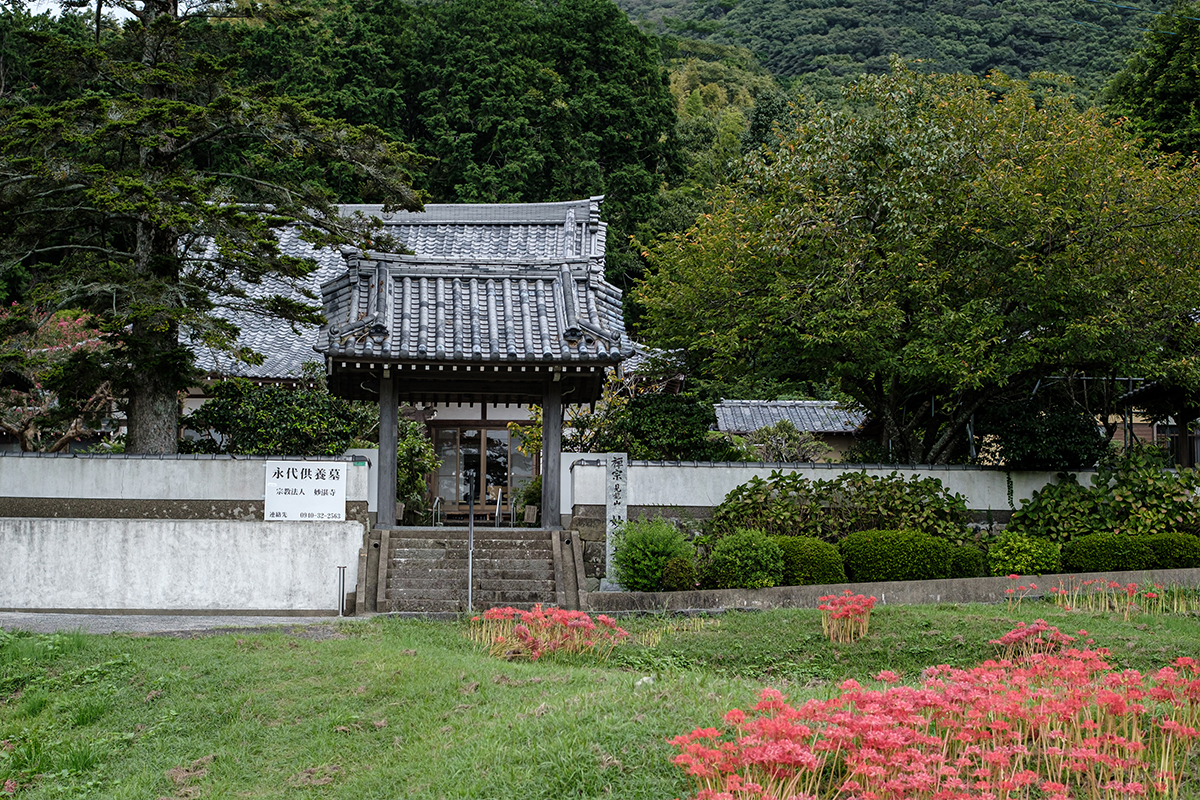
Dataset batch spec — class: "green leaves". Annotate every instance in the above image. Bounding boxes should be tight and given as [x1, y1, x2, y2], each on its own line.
[0, 2, 423, 451]
[639, 64, 1200, 464]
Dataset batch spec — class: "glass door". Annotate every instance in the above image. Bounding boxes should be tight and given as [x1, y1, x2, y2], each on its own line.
[432, 425, 537, 517]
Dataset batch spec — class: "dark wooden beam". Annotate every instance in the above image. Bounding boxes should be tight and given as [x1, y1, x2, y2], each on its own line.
[1177, 407, 1198, 468]
[542, 376, 563, 530]
[378, 371, 400, 527]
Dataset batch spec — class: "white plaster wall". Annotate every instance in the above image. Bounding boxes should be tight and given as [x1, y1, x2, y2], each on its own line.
[0, 518, 361, 612]
[0, 457, 368, 503]
[565, 461, 1092, 513]
[429, 402, 535, 423]
[344, 449, 379, 512]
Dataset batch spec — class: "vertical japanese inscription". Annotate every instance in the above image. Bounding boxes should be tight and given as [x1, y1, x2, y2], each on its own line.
[604, 452, 628, 588]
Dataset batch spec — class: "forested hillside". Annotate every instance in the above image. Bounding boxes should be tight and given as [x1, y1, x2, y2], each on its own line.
[619, 0, 1173, 94]
[228, 0, 678, 288]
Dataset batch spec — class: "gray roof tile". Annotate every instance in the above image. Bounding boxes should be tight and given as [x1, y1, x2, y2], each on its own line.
[193, 197, 627, 379]
[715, 400, 864, 435]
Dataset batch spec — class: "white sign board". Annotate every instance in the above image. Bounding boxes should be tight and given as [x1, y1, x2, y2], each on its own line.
[264, 461, 346, 521]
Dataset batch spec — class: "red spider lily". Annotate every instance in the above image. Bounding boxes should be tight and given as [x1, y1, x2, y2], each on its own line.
[671, 633, 1200, 800]
[817, 591, 877, 644]
[467, 604, 628, 661]
[1045, 580, 1200, 617]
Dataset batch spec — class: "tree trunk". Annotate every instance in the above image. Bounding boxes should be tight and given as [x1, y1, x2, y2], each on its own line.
[125, 384, 179, 454]
[124, 321, 181, 454]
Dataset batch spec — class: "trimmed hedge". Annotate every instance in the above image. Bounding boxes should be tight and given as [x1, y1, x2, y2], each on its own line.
[703, 528, 785, 590]
[1144, 531, 1200, 569]
[1063, 533, 1156, 573]
[1061, 532, 1158, 574]
[949, 545, 988, 579]
[988, 531, 1061, 576]
[771, 536, 847, 586]
[611, 519, 693, 592]
[839, 529, 953, 583]
[661, 556, 700, 592]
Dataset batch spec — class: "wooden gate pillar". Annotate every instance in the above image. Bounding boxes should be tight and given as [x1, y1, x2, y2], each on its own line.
[542, 375, 563, 529]
[378, 370, 400, 527]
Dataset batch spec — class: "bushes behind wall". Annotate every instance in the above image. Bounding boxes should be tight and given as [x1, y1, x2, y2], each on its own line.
[710, 470, 970, 543]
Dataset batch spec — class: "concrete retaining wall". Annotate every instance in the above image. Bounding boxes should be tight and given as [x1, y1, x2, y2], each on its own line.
[0, 517, 361, 614]
[565, 460, 1086, 520]
[0, 453, 370, 528]
[584, 567, 1200, 613]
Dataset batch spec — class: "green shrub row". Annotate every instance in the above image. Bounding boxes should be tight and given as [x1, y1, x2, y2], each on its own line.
[1061, 531, 1200, 573]
[611, 520, 1200, 594]
[1007, 445, 1200, 543]
[610, 519, 988, 592]
[986, 529, 1200, 576]
[709, 470, 970, 543]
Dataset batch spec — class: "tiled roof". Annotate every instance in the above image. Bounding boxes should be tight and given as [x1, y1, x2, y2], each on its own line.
[193, 197, 628, 380]
[315, 197, 630, 365]
[192, 226, 347, 380]
[715, 400, 864, 435]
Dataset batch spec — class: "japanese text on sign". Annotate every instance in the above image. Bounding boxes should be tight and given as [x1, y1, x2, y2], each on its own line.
[264, 460, 346, 521]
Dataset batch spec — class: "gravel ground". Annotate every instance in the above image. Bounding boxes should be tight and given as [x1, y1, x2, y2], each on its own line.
[0, 611, 352, 637]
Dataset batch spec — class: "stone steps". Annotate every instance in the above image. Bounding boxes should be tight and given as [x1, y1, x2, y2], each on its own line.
[379, 527, 559, 612]
[387, 567, 554, 583]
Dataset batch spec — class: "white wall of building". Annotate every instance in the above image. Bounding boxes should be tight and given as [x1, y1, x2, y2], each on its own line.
[0, 455, 368, 503]
[563, 459, 1089, 516]
[0, 518, 360, 613]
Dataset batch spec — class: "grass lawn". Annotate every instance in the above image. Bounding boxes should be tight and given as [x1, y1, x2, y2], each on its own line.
[2, 603, 1198, 799]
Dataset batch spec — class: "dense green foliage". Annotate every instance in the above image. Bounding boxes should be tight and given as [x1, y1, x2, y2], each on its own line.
[723, 418, 830, 463]
[0, 3, 421, 453]
[702, 527, 784, 589]
[771, 535, 846, 586]
[231, 0, 678, 289]
[615, 394, 725, 460]
[0, 307, 111, 452]
[620, 0, 1170, 96]
[709, 469, 969, 542]
[612, 518, 695, 592]
[949, 545, 989, 579]
[1007, 447, 1200, 542]
[1061, 532, 1158, 573]
[1107, 1, 1200, 156]
[987, 531, 1062, 576]
[181, 372, 438, 521]
[979, 397, 1110, 470]
[1144, 531, 1200, 569]
[661, 555, 700, 591]
[839, 529, 953, 583]
[182, 378, 372, 457]
[638, 66, 1200, 464]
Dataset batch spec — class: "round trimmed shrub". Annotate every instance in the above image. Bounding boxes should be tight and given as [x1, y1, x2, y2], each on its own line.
[771, 536, 846, 586]
[1061, 532, 1157, 574]
[949, 545, 988, 579]
[839, 529, 954, 583]
[703, 528, 785, 590]
[988, 531, 1061, 576]
[661, 556, 700, 592]
[611, 519, 693, 592]
[1144, 531, 1200, 569]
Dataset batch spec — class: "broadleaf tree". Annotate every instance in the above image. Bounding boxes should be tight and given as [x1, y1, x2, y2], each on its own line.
[0, 0, 423, 453]
[637, 63, 1200, 464]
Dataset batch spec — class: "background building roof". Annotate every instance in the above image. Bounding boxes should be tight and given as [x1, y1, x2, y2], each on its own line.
[193, 197, 628, 385]
[715, 400, 864, 435]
